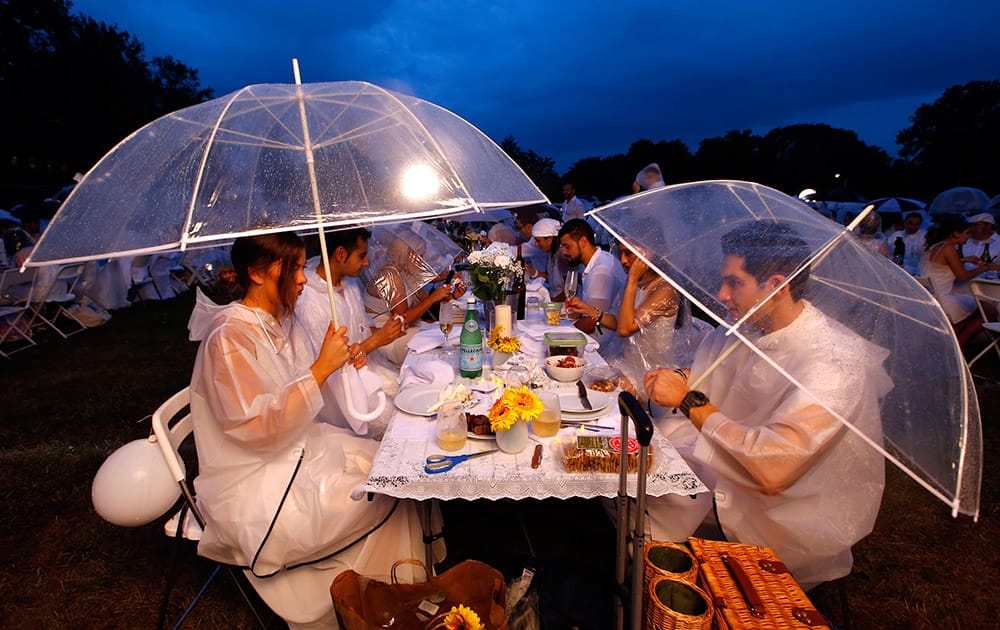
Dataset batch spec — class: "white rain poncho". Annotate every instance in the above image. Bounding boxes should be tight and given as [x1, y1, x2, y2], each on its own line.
[612, 276, 700, 394]
[296, 257, 398, 438]
[653, 301, 890, 589]
[187, 291, 430, 625]
[635, 163, 665, 191]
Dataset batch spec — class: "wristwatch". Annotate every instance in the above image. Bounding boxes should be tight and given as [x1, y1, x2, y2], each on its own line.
[679, 390, 711, 418]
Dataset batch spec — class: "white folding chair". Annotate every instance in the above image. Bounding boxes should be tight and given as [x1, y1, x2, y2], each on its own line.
[129, 255, 162, 302]
[23, 264, 88, 338]
[0, 267, 38, 357]
[968, 280, 1000, 368]
[150, 388, 271, 630]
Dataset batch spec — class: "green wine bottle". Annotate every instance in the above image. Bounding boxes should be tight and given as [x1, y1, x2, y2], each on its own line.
[459, 298, 483, 378]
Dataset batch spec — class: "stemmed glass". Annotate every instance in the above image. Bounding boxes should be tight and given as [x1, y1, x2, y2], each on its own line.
[439, 299, 455, 356]
[564, 269, 579, 300]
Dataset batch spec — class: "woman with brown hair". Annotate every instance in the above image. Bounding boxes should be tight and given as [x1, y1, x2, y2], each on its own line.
[189, 233, 436, 629]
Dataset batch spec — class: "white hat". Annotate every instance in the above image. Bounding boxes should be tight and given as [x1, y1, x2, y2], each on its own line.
[967, 212, 995, 225]
[531, 218, 561, 238]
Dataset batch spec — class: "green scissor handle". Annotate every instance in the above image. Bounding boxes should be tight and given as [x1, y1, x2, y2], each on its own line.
[424, 449, 499, 474]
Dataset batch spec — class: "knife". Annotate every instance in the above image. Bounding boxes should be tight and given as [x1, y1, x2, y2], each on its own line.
[531, 444, 543, 469]
[576, 380, 593, 410]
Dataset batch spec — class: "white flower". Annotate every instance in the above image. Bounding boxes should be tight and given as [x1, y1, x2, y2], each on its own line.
[467, 251, 482, 264]
[494, 254, 511, 268]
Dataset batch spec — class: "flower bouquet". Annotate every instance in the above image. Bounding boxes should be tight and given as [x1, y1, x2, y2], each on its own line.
[487, 325, 521, 354]
[489, 387, 540, 451]
[466, 242, 523, 303]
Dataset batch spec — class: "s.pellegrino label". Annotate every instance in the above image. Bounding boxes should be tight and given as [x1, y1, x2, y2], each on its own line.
[459, 298, 483, 378]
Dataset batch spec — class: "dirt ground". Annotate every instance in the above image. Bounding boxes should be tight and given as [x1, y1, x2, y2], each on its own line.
[1, 291, 997, 628]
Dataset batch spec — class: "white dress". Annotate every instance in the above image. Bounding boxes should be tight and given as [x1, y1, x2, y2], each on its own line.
[919, 244, 978, 323]
[649, 302, 890, 589]
[188, 292, 432, 628]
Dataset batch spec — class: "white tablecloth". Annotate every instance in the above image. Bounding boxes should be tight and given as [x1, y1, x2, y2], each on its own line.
[363, 339, 707, 501]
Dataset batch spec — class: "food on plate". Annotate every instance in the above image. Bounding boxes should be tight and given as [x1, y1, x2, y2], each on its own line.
[466, 413, 494, 436]
[588, 378, 618, 393]
[555, 356, 578, 369]
[426, 384, 476, 414]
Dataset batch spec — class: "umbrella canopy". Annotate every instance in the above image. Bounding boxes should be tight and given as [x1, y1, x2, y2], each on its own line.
[25, 80, 547, 267]
[927, 187, 989, 215]
[589, 180, 982, 519]
[988, 194, 1000, 211]
[868, 197, 926, 215]
[362, 222, 462, 310]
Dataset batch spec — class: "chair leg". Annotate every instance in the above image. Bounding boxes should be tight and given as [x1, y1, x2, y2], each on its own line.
[968, 338, 999, 369]
[158, 503, 190, 630]
[223, 567, 270, 630]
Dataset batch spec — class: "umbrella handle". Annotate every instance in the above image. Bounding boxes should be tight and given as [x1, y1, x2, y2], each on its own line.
[340, 375, 387, 422]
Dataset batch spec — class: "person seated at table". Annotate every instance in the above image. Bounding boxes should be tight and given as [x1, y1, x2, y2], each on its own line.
[296, 227, 406, 438]
[643, 221, 891, 590]
[188, 233, 436, 629]
[887, 212, 926, 274]
[855, 211, 889, 258]
[524, 217, 571, 300]
[511, 207, 549, 271]
[485, 222, 517, 246]
[559, 219, 626, 341]
[611, 240, 698, 397]
[919, 214, 1000, 347]
[362, 234, 466, 365]
[964, 212, 998, 261]
[632, 163, 665, 194]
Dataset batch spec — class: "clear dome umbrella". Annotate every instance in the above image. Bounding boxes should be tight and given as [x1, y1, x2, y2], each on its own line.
[25, 61, 547, 424]
[362, 221, 464, 312]
[928, 187, 990, 215]
[589, 180, 981, 519]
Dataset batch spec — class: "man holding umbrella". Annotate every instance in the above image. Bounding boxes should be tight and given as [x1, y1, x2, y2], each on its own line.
[644, 221, 892, 590]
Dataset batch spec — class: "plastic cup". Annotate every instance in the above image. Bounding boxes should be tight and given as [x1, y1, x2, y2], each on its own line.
[435, 401, 467, 451]
[533, 391, 561, 437]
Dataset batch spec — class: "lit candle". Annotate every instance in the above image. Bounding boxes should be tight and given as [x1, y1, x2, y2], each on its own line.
[494, 304, 512, 334]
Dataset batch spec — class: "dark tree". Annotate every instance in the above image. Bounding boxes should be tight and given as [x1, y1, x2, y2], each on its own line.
[896, 80, 1000, 197]
[499, 135, 562, 201]
[694, 129, 765, 183]
[0, 0, 212, 205]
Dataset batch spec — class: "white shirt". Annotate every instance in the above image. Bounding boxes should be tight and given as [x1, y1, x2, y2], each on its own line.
[665, 302, 890, 589]
[888, 230, 926, 275]
[964, 232, 999, 261]
[580, 248, 626, 314]
[562, 196, 586, 222]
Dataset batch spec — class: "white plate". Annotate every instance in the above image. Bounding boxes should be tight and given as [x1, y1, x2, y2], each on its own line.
[394, 385, 479, 416]
[558, 390, 613, 415]
[467, 431, 496, 441]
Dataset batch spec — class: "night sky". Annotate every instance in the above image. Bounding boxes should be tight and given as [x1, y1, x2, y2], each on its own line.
[74, 0, 1000, 170]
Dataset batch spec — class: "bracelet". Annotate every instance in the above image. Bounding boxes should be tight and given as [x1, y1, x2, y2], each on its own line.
[593, 309, 603, 322]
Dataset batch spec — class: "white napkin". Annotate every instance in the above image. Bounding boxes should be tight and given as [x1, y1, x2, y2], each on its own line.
[494, 353, 546, 387]
[330, 365, 385, 435]
[399, 357, 455, 389]
[407, 325, 460, 354]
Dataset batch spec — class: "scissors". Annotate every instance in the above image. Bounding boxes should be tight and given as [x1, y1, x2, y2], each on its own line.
[424, 449, 499, 474]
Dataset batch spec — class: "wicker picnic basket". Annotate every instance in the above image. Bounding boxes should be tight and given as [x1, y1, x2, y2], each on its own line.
[687, 538, 829, 629]
[645, 574, 714, 629]
[643, 541, 700, 593]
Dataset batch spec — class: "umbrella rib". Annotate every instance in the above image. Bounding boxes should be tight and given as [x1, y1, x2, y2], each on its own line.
[727, 182, 763, 220]
[809, 276, 951, 334]
[181, 86, 252, 249]
[244, 87, 307, 146]
[310, 114, 406, 150]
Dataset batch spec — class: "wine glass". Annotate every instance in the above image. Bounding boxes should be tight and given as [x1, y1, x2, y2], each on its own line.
[564, 269, 579, 300]
[439, 299, 455, 354]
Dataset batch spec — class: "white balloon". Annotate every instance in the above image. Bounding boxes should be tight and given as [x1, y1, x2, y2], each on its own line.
[91, 437, 182, 527]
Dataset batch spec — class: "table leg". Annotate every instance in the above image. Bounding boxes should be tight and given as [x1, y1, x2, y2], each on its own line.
[419, 499, 437, 575]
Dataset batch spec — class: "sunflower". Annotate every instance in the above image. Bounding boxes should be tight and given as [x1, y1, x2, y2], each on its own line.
[488, 399, 519, 432]
[505, 386, 543, 421]
[444, 604, 483, 630]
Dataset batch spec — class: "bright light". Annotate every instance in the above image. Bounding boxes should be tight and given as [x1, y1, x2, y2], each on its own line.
[401, 164, 440, 201]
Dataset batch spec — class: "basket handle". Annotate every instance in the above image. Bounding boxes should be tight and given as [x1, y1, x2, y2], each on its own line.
[720, 553, 766, 619]
[391, 558, 430, 584]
